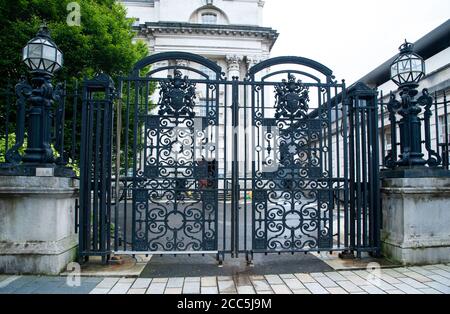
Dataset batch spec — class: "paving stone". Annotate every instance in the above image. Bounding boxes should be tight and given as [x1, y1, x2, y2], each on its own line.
[271, 285, 292, 295]
[201, 276, 217, 287]
[152, 278, 169, 283]
[265, 275, 283, 285]
[249, 275, 265, 281]
[201, 287, 219, 294]
[234, 276, 252, 287]
[338, 271, 354, 277]
[428, 274, 450, 286]
[185, 277, 201, 282]
[314, 276, 339, 288]
[430, 269, 450, 279]
[337, 280, 364, 293]
[292, 289, 311, 294]
[408, 267, 435, 276]
[347, 275, 369, 286]
[89, 288, 110, 294]
[403, 271, 433, 283]
[310, 272, 326, 278]
[418, 288, 442, 294]
[109, 282, 133, 294]
[324, 272, 347, 282]
[374, 279, 396, 291]
[0, 276, 22, 289]
[378, 273, 402, 284]
[382, 269, 405, 278]
[294, 273, 316, 283]
[128, 289, 146, 294]
[422, 265, 439, 271]
[361, 285, 386, 294]
[251, 280, 271, 291]
[386, 289, 405, 294]
[398, 277, 429, 289]
[304, 283, 329, 294]
[237, 286, 256, 294]
[218, 276, 234, 281]
[434, 264, 450, 272]
[0, 275, 9, 283]
[131, 278, 152, 289]
[147, 282, 167, 294]
[425, 281, 450, 294]
[283, 278, 305, 290]
[257, 290, 274, 294]
[327, 287, 348, 295]
[165, 288, 183, 294]
[118, 278, 135, 284]
[167, 277, 184, 288]
[96, 278, 120, 289]
[393, 283, 424, 294]
[279, 274, 296, 279]
[218, 281, 237, 294]
[183, 281, 200, 294]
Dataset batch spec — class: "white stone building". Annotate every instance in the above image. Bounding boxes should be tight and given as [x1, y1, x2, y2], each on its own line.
[120, 0, 278, 79]
[120, 0, 278, 178]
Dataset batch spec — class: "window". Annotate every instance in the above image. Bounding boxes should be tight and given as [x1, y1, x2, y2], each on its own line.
[200, 65, 216, 79]
[202, 13, 217, 24]
[439, 114, 450, 143]
[198, 99, 216, 117]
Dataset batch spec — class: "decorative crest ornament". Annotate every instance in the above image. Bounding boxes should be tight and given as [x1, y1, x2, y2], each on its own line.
[274, 74, 310, 119]
[158, 70, 196, 118]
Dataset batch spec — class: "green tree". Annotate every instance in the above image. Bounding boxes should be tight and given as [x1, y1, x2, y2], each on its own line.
[0, 0, 153, 170]
[0, 0, 148, 85]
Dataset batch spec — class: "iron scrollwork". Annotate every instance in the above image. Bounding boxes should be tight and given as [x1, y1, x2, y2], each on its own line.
[134, 69, 218, 252]
[418, 88, 442, 167]
[385, 88, 442, 168]
[5, 77, 32, 164]
[253, 74, 332, 252]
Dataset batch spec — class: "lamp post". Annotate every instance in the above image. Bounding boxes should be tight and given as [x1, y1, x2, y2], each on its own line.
[389, 41, 427, 167]
[20, 23, 63, 165]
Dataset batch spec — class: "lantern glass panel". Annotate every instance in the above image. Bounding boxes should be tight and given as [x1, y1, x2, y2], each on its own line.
[43, 45, 56, 61]
[28, 44, 42, 58]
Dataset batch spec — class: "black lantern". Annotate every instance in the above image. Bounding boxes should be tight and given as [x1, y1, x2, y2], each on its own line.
[22, 24, 63, 76]
[390, 41, 425, 87]
[387, 40, 432, 169]
[19, 24, 64, 165]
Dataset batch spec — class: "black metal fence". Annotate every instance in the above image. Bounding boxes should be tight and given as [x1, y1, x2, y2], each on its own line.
[379, 88, 450, 171]
[0, 79, 81, 174]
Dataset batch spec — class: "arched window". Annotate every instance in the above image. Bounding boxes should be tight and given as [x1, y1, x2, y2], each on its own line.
[202, 12, 218, 24]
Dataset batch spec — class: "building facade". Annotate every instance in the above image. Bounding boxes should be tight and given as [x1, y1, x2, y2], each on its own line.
[121, 0, 278, 79]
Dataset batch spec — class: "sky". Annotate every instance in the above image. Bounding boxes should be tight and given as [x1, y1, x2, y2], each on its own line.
[263, 0, 450, 84]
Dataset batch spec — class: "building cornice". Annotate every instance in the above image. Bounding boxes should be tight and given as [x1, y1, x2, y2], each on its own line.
[136, 21, 279, 49]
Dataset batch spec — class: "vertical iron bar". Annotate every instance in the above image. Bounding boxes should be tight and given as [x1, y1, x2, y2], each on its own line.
[444, 91, 449, 169]
[115, 80, 123, 252]
[341, 82, 350, 249]
[231, 77, 239, 257]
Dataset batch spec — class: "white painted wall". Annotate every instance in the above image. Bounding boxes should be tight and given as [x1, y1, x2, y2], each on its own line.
[120, 0, 264, 26]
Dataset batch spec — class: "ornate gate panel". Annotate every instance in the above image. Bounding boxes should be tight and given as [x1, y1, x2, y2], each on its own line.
[114, 52, 224, 254]
[78, 52, 381, 262]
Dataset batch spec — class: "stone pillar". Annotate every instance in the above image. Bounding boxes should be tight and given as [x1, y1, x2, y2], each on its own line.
[226, 55, 242, 79]
[0, 175, 78, 275]
[381, 176, 450, 265]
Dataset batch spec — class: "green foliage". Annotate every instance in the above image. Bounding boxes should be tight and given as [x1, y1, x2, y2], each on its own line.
[0, 0, 155, 173]
[0, 0, 148, 85]
[0, 133, 27, 163]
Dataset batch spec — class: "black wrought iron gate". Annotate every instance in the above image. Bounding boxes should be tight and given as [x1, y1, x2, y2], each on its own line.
[78, 52, 381, 263]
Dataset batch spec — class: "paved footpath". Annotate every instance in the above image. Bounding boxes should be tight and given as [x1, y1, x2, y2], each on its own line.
[1, 264, 450, 294]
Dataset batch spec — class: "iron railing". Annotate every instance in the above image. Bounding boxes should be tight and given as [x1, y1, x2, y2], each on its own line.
[379, 88, 450, 171]
[0, 79, 81, 175]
